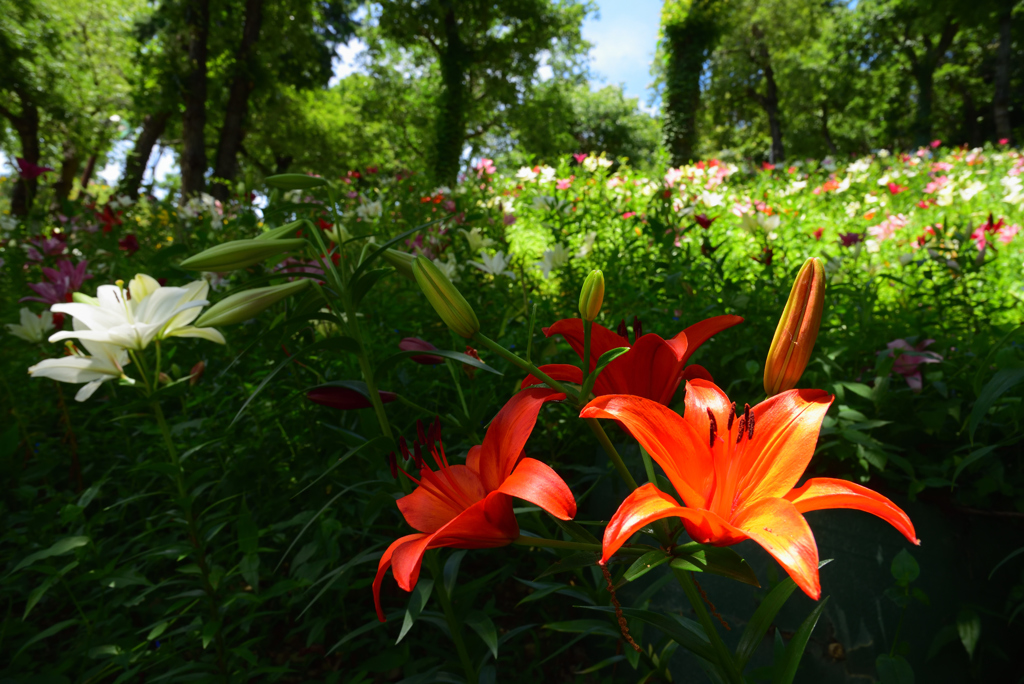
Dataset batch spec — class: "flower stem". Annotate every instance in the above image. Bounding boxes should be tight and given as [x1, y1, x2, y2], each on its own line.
[512, 536, 600, 552]
[581, 319, 592, 389]
[672, 566, 743, 684]
[426, 553, 476, 684]
[584, 418, 638, 490]
[473, 332, 576, 400]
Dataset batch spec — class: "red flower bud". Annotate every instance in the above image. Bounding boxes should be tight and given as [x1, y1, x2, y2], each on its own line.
[306, 385, 398, 410]
[399, 337, 445, 365]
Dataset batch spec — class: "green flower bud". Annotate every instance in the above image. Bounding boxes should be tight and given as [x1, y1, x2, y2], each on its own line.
[382, 249, 416, 282]
[412, 256, 480, 339]
[179, 238, 306, 271]
[255, 220, 305, 240]
[72, 292, 99, 305]
[764, 257, 826, 396]
[195, 280, 311, 327]
[578, 269, 605, 322]
[265, 174, 327, 190]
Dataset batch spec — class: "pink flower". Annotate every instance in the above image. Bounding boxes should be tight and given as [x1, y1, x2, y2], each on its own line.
[695, 214, 715, 229]
[882, 339, 942, 392]
[475, 158, 496, 177]
[622, 211, 636, 220]
[923, 176, 949, 194]
[999, 138, 1009, 146]
[503, 213, 516, 226]
[664, 168, 685, 187]
[399, 337, 445, 365]
[998, 223, 1020, 244]
[24, 234, 67, 262]
[21, 259, 92, 306]
[887, 182, 908, 195]
[16, 158, 53, 180]
[813, 228, 824, 240]
[930, 140, 942, 149]
[931, 162, 953, 172]
[573, 153, 588, 164]
[307, 385, 398, 410]
[555, 177, 573, 191]
[867, 214, 909, 241]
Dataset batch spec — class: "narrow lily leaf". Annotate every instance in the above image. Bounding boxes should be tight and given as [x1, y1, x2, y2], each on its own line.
[735, 577, 799, 669]
[670, 547, 760, 587]
[952, 444, 1000, 484]
[583, 606, 715, 662]
[443, 550, 467, 596]
[24, 561, 78, 619]
[574, 655, 627, 674]
[535, 551, 602, 579]
[465, 610, 499, 659]
[579, 346, 630, 398]
[956, 609, 980, 659]
[543, 619, 620, 637]
[969, 368, 1024, 440]
[772, 597, 829, 684]
[875, 654, 915, 684]
[350, 217, 445, 282]
[397, 579, 434, 644]
[351, 267, 393, 307]
[292, 437, 389, 499]
[374, 349, 501, 381]
[327, 611, 400, 653]
[14, 619, 79, 660]
[624, 550, 672, 582]
[11, 536, 89, 575]
[989, 546, 1024, 580]
[514, 578, 592, 607]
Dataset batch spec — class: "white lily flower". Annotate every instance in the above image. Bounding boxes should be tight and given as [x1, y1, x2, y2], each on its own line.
[575, 231, 597, 258]
[538, 166, 556, 183]
[535, 243, 571, 279]
[30, 320, 132, 401]
[469, 250, 516, 279]
[459, 228, 495, 252]
[516, 167, 538, 182]
[356, 198, 383, 220]
[6, 307, 54, 343]
[49, 274, 225, 350]
[433, 253, 459, 282]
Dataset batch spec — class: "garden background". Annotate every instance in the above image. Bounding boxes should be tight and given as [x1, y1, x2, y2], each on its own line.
[2, 0, 1024, 682]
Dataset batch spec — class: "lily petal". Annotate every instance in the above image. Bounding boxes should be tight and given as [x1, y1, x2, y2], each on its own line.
[581, 395, 714, 508]
[373, 533, 427, 622]
[497, 456, 576, 520]
[676, 315, 744, 362]
[785, 478, 919, 545]
[544, 319, 631, 389]
[732, 497, 821, 599]
[598, 333, 688, 404]
[398, 464, 488, 534]
[520, 364, 583, 389]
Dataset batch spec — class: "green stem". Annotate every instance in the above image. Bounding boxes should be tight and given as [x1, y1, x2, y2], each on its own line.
[639, 445, 658, 486]
[394, 394, 461, 429]
[426, 553, 476, 684]
[581, 319, 592, 390]
[584, 418, 638, 490]
[445, 358, 470, 419]
[512, 536, 601, 552]
[638, 446, 673, 545]
[672, 567, 743, 684]
[474, 332, 576, 399]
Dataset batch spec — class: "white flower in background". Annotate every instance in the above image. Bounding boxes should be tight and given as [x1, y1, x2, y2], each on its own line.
[821, 157, 837, 172]
[700, 191, 724, 207]
[459, 228, 495, 252]
[538, 165, 556, 183]
[201, 271, 230, 291]
[848, 158, 871, 174]
[49, 274, 226, 350]
[109, 194, 134, 210]
[433, 253, 459, 282]
[865, 239, 881, 253]
[283, 189, 304, 203]
[835, 176, 852, 193]
[575, 231, 597, 258]
[6, 307, 54, 343]
[432, 186, 452, 196]
[324, 222, 352, 243]
[29, 320, 131, 401]
[959, 181, 986, 202]
[877, 149, 891, 158]
[535, 243, 571, 279]
[181, 193, 224, 228]
[516, 167, 538, 182]
[935, 184, 955, 206]
[864, 193, 879, 204]
[532, 195, 559, 211]
[596, 156, 614, 168]
[739, 212, 780, 234]
[1002, 177, 1024, 206]
[582, 156, 599, 172]
[0, 214, 17, 233]
[470, 250, 516, 279]
[356, 198, 383, 220]
[876, 174, 891, 187]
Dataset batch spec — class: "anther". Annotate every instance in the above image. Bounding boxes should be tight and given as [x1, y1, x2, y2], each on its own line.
[727, 402, 736, 430]
[707, 407, 717, 447]
[633, 315, 643, 341]
[398, 435, 410, 461]
[416, 419, 427, 445]
[432, 415, 442, 443]
[617, 318, 628, 338]
[736, 417, 745, 443]
[413, 441, 424, 469]
[387, 451, 398, 479]
[748, 412, 756, 440]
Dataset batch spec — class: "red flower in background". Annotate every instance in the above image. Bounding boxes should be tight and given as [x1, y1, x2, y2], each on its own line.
[307, 385, 398, 410]
[521, 315, 743, 405]
[813, 228, 824, 240]
[118, 234, 140, 256]
[96, 205, 123, 234]
[582, 381, 918, 599]
[374, 388, 576, 621]
[882, 339, 942, 392]
[16, 158, 53, 179]
[887, 182, 908, 195]
[399, 337, 445, 365]
[695, 213, 715, 229]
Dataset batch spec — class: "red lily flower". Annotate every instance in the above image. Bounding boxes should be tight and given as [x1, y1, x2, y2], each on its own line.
[522, 316, 742, 405]
[581, 380, 918, 599]
[374, 388, 576, 621]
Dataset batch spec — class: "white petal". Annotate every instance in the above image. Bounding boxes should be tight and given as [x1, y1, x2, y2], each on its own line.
[167, 326, 226, 344]
[75, 379, 105, 402]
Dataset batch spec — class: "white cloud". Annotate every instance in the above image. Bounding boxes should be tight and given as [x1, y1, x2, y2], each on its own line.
[582, 0, 662, 104]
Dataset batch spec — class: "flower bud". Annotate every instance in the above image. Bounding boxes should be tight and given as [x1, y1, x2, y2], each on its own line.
[764, 257, 825, 396]
[265, 174, 327, 190]
[189, 361, 206, 386]
[578, 269, 605, 322]
[382, 249, 416, 282]
[399, 337, 445, 365]
[306, 385, 398, 410]
[195, 279, 311, 327]
[180, 238, 306, 271]
[412, 256, 480, 339]
[255, 220, 305, 241]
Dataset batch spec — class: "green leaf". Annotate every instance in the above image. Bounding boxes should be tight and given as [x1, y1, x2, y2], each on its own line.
[535, 551, 602, 579]
[465, 610, 499, 659]
[952, 445, 1001, 484]
[14, 619, 78, 661]
[837, 381, 875, 400]
[969, 368, 1024, 440]
[583, 606, 714, 661]
[772, 597, 828, 684]
[201, 619, 221, 649]
[397, 579, 434, 644]
[735, 575, 799, 669]
[24, 561, 78, 619]
[351, 267, 393, 307]
[579, 346, 630, 398]
[876, 654, 915, 684]
[240, 553, 260, 592]
[443, 550, 467, 597]
[11, 536, 89, 575]
[624, 550, 672, 582]
[543, 619, 620, 637]
[374, 349, 502, 381]
[989, 546, 1024, 580]
[266, 173, 327, 190]
[670, 546, 760, 587]
[349, 217, 445, 282]
[956, 609, 980, 659]
[514, 578, 591, 607]
[238, 500, 258, 555]
[890, 549, 919, 586]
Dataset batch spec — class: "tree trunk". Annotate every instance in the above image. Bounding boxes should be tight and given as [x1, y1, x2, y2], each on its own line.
[821, 104, 839, 156]
[749, 24, 784, 163]
[52, 143, 81, 205]
[180, 0, 211, 198]
[211, 0, 264, 201]
[907, 18, 958, 148]
[121, 111, 171, 199]
[662, 4, 719, 167]
[8, 100, 41, 217]
[433, 1, 469, 185]
[79, 153, 98, 191]
[993, 8, 1012, 143]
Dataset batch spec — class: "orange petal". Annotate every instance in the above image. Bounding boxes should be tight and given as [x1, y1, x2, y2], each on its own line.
[427, 491, 521, 549]
[373, 533, 427, 622]
[602, 483, 739, 562]
[676, 315, 744, 363]
[737, 388, 833, 504]
[732, 497, 821, 599]
[520, 364, 583, 390]
[682, 364, 714, 382]
[785, 478, 919, 545]
[497, 457, 576, 520]
[597, 333, 688, 404]
[581, 395, 714, 507]
[545, 318, 632, 390]
[683, 379, 736, 512]
[398, 464, 487, 534]
[472, 387, 564, 492]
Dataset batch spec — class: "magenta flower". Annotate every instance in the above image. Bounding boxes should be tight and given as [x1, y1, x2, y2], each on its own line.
[21, 259, 92, 306]
[556, 177, 573, 190]
[119, 234, 140, 256]
[840, 232, 864, 247]
[16, 158, 53, 180]
[882, 339, 942, 392]
[502, 213, 516, 226]
[24, 235, 68, 262]
[573, 153, 588, 164]
[307, 385, 398, 410]
[399, 337, 445, 365]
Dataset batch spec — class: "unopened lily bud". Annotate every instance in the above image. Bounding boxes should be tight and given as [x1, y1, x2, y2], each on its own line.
[265, 174, 327, 190]
[412, 256, 480, 339]
[578, 270, 605, 322]
[158, 372, 171, 385]
[764, 257, 825, 396]
[255, 220, 305, 240]
[189, 361, 205, 386]
[382, 249, 416, 282]
[72, 292, 99, 305]
[180, 238, 306, 271]
[195, 279, 311, 327]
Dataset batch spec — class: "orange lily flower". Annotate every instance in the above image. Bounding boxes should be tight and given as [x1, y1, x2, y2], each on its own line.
[373, 387, 576, 621]
[580, 379, 919, 599]
[521, 315, 743, 404]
